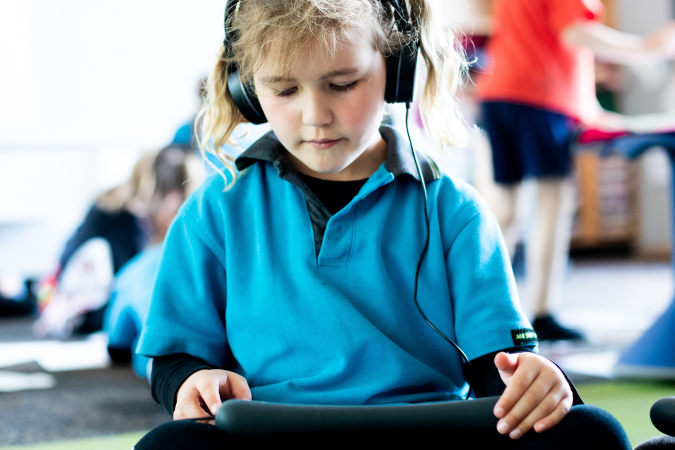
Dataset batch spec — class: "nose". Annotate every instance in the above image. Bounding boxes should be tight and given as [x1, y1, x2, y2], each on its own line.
[302, 90, 332, 127]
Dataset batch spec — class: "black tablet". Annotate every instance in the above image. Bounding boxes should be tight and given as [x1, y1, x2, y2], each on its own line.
[216, 397, 500, 437]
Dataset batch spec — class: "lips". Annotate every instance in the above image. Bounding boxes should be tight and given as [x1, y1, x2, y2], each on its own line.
[304, 138, 342, 149]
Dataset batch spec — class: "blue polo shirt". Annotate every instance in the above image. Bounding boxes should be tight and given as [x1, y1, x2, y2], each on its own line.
[138, 126, 532, 405]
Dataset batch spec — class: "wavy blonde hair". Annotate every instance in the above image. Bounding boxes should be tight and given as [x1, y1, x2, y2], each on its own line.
[96, 151, 157, 215]
[197, 0, 468, 187]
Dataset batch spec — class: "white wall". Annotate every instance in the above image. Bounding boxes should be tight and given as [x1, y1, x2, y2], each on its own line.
[437, 0, 492, 35]
[0, 0, 225, 146]
[0, 0, 225, 278]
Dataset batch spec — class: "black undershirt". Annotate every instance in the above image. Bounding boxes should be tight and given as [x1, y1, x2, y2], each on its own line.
[298, 173, 369, 215]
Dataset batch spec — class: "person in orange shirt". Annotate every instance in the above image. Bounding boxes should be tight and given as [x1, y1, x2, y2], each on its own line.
[476, 0, 675, 341]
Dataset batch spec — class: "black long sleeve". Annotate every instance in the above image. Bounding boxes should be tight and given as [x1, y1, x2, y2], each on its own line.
[151, 353, 213, 415]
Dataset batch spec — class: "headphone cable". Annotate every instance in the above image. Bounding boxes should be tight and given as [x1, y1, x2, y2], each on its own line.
[404, 103, 473, 400]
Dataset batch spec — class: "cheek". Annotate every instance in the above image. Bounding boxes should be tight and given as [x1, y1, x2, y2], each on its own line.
[259, 96, 295, 138]
[341, 86, 386, 137]
[341, 62, 387, 135]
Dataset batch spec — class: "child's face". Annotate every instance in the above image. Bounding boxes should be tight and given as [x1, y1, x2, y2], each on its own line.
[254, 32, 387, 181]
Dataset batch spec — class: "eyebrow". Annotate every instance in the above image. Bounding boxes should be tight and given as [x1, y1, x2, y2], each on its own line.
[259, 67, 361, 85]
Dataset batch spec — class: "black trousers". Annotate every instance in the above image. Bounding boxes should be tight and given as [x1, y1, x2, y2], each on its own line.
[636, 436, 675, 449]
[134, 405, 631, 450]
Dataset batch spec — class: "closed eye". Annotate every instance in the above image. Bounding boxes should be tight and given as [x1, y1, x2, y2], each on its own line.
[275, 87, 297, 97]
[331, 81, 357, 92]
[274, 81, 358, 97]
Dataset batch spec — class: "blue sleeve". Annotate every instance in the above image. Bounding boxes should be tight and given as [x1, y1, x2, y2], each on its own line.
[136, 214, 230, 368]
[105, 290, 137, 349]
[446, 208, 532, 361]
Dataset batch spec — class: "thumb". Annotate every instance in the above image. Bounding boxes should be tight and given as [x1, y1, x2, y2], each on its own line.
[494, 352, 519, 378]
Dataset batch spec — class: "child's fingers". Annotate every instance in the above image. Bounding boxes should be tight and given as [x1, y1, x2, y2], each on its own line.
[532, 393, 573, 433]
[496, 374, 546, 435]
[196, 374, 229, 416]
[502, 384, 567, 439]
[174, 388, 211, 420]
[493, 355, 538, 418]
[222, 372, 252, 402]
[173, 369, 252, 420]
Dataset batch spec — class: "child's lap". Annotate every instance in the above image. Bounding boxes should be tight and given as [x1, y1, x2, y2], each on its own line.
[134, 405, 630, 450]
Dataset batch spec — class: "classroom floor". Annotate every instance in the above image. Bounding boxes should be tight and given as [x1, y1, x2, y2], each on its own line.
[0, 256, 674, 448]
[0, 337, 167, 447]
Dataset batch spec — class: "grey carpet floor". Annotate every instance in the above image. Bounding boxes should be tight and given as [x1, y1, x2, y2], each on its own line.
[0, 317, 168, 446]
[0, 361, 168, 446]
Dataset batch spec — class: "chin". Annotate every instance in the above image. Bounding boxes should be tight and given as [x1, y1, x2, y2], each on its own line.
[305, 158, 348, 175]
[310, 165, 347, 175]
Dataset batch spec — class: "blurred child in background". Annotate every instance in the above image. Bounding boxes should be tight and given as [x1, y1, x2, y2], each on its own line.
[33, 152, 156, 338]
[105, 145, 205, 380]
[476, 0, 675, 341]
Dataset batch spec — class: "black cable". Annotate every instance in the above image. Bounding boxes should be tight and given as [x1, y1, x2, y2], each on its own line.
[404, 103, 473, 400]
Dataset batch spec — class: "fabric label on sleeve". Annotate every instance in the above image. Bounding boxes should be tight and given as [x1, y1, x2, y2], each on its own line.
[511, 329, 538, 346]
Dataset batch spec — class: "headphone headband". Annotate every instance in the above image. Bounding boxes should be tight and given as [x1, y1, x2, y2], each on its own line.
[388, 0, 413, 34]
[223, 0, 418, 124]
[223, 0, 238, 59]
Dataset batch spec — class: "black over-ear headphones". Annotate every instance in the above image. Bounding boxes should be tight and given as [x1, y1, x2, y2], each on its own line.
[223, 0, 419, 125]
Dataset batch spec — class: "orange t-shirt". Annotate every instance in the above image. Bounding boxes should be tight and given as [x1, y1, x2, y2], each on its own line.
[476, 0, 605, 122]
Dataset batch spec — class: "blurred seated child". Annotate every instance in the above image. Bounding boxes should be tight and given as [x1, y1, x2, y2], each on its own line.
[33, 152, 156, 338]
[105, 146, 205, 379]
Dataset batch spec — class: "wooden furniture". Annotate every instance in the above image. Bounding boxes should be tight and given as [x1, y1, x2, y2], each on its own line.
[572, 152, 640, 248]
[571, 0, 635, 248]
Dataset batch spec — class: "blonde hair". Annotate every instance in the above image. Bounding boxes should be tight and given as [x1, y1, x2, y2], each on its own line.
[197, 0, 468, 187]
[96, 151, 157, 215]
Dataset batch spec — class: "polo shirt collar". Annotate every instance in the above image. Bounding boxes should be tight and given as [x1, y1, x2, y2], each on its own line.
[235, 125, 440, 182]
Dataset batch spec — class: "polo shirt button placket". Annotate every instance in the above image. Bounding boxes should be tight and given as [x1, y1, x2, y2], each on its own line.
[319, 219, 352, 267]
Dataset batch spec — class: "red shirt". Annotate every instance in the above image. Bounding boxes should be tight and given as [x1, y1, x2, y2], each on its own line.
[476, 0, 605, 121]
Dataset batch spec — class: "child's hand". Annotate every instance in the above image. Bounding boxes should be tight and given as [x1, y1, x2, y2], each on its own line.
[492, 352, 573, 440]
[174, 369, 252, 422]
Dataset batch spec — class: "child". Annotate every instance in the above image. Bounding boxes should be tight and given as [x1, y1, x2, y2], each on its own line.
[476, 0, 675, 341]
[33, 152, 155, 338]
[135, 1, 630, 448]
[105, 145, 205, 379]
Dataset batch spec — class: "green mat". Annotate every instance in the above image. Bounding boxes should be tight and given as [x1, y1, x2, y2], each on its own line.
[577, 380, 674, 447]
[0, 432, 145, 450]
[4, 381, 675, 449]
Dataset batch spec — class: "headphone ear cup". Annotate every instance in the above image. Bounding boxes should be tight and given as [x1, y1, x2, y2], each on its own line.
[227, 65, 268, 125]
[385, 44, 419, 104]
